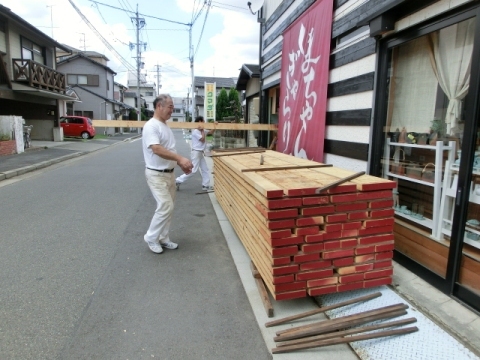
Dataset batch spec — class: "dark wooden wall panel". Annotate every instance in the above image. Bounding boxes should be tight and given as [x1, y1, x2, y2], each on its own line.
[263, 0, 316, 48]
[330, 37, 376, 68]
[328, 72, 375, 97]
[332, 0, 399, 38]
[324, 139, 369, 161]
[262, 42, 283, 65]
[262, 59, 282, 80]
[326, 109, 372, 126]
[262, 78, 280, 91]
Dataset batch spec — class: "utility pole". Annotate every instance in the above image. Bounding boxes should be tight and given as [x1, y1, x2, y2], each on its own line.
[186, 88, 190, 122]
[131, 5, 145, 131]
[189, 26, 196, 119]
[154, 63, 162, 96]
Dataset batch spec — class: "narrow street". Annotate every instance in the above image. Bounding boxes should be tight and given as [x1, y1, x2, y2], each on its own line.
[0, 130, 271, 359]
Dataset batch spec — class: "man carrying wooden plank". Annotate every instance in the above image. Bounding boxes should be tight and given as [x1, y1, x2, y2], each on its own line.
[142, 94, 193, 254]
[175, 116, 217, 192]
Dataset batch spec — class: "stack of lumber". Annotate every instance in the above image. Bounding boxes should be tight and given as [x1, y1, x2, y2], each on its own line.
[213, 150, 397, 301]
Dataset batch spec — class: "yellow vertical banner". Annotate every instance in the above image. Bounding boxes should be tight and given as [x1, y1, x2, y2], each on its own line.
[204, 82, 216, 121]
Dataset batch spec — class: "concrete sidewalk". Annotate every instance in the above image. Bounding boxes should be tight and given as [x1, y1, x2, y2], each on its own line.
[1, 131, 479, 359]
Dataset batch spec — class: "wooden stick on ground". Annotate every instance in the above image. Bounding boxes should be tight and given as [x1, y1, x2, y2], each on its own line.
[265, 291, 382, 327]
[276, 317, 417, 347]
[251, 261, 274, 317]
[275, 303, 407, 336]
[274, 304, 409, 341]
[272, 326, 419, 354]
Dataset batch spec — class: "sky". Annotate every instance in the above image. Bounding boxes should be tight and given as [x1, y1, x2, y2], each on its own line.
[1, 0, 261, 98]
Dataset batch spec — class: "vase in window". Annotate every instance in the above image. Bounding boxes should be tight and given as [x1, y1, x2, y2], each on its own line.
[398, 127, 407, 143]
[417, 133, 428, 145]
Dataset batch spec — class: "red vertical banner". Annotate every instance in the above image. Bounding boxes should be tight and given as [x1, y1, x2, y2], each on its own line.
[277, 0, 333, 162]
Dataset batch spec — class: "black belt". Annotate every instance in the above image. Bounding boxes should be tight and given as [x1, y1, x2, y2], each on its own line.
[147, 167, 174, 173]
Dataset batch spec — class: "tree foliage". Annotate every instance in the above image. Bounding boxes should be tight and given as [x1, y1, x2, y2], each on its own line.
[228, 88, 241, 121]
[216, 88, 230, 120]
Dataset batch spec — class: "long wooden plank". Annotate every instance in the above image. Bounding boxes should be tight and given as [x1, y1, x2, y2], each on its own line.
[215, 156, 286, 198]
[274, 308, 409, 342]
[92, 119, 277, 130]
[211, 150, 266, 157]
[275, 303, 408, 338]
[276, 317, 417, 348]
[215, 180, 278, 297]
[314, 171, 366, 194]
[251, 262, 274, 317]
[264, 292, 382, 327]
[242, 164, 333, 173]
[272, 326, 419, 354]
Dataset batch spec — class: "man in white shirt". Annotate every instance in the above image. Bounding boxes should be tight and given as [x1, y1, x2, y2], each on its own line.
[175, 116, 216, 191]
[142, 94, 193, 254]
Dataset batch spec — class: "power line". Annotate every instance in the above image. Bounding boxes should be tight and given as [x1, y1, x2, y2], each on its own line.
[211, 1, 250, 14]
[89, 0, 191, 26]
[194, 1, 212, 59]
[68, 0, 136, 74]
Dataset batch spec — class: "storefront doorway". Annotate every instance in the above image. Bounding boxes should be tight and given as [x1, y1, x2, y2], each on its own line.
[371, 5, 480, 313]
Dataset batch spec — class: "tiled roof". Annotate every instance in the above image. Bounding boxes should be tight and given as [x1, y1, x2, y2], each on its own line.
[194, 76, 236, 89]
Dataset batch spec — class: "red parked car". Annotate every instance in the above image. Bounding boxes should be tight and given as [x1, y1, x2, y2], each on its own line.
[60, 116, 96, 139]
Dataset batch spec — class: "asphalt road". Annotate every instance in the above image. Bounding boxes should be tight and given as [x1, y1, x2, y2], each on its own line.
[0, 130, 271, 359]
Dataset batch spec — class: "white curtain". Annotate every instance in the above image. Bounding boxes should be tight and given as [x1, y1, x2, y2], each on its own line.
[427, 18, 475, 135]
[387, 37, 438, 133]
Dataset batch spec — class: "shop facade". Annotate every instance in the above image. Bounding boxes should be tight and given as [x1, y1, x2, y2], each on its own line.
[258, 0, 480, 313]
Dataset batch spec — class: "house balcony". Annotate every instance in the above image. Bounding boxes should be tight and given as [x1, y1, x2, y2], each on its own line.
[12, 58, 66, 93]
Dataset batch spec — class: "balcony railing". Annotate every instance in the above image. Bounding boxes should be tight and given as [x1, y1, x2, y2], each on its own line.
[12, 59, 66, 93]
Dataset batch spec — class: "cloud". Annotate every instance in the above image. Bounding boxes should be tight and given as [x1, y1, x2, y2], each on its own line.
[1, 0, 260, 97]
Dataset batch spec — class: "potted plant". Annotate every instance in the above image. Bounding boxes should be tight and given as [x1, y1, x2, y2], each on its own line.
[429, 118, 446, 145]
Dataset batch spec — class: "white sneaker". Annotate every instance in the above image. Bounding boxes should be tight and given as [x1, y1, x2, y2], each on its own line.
[176, 181, 180, 190]
[145, 240, 163, 254]
[161, 241, 178, 250]
[202, 186, 214, 191]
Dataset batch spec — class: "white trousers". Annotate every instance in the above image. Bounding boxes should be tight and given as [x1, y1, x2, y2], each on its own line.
[144, 169, 176, 244]
[175, 150, 210, 187]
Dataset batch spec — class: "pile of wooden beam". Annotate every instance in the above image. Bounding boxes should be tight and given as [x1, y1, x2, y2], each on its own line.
[266, 292, 418, 354]
[213, 150, 397, 301]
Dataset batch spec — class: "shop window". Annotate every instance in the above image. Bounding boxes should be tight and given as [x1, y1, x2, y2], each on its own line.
[382, 18, 475, 242]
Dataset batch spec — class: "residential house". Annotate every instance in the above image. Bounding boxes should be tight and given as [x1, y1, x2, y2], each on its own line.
[0, 4, 77, 143]
[236, 64, 260, 146]
[113, 81, 134, 120]
[171, 96, 186, 122]
[257, 0, 480, 313]
[57, 51, 130, 135]
[193, 76, 236, 119]
[127, 71, 156, 118]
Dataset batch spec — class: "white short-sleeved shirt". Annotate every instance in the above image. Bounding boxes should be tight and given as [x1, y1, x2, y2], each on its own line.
[142, 118, 177, 170]
[191, 128, 206, 151]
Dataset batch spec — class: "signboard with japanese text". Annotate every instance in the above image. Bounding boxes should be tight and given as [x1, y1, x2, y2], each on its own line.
[204, 82, 216, 121]
[276, 0, 333, 162]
